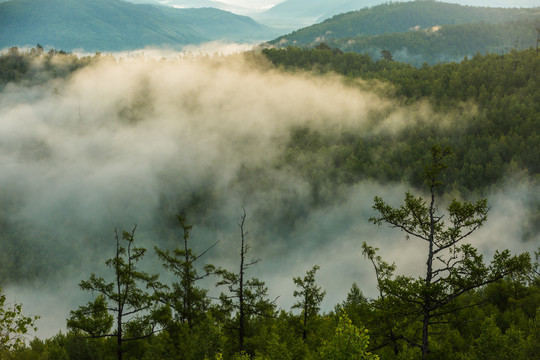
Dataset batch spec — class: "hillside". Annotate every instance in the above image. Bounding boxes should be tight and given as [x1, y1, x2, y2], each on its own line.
[269, 1, 540, 46]
[334, 20, 538, 65]
[0, 0, 274, 52]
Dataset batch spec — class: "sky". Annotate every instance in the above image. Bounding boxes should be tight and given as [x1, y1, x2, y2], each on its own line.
[219, 0, 282, 8]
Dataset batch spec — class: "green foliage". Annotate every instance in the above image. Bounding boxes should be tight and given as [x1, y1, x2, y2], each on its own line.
[0, 286, 39, 355]
[366, 145, 531, 358]
[144, 313, 225, 360]
[154, 215, 216, 329]
[66, 295, 113, 338]
[3, 216, 539, 360]
[318, 313, 378, 360]
[470, 316, 531, 360]
[0, 45, 97, 91]
[329, 20, 538, 66]
[292, 265, 326, 342]
[67, 227, 159, 360]
[263, 47, 540, 204]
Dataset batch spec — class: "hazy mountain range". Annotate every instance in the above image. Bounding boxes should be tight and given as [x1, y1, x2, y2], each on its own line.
[266, 1, 539, 66]
[0, 0, 274, 52]
[127, 0, 540, 31]
[1, 0, 539, 53]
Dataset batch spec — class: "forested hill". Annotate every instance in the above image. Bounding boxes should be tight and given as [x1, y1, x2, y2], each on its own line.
[325, 20, 538, 66]
[0, 0, 273, 52]
[269, 1, 540, 45]
[262, 46, 539, 199]
[267, 1, 540, 65]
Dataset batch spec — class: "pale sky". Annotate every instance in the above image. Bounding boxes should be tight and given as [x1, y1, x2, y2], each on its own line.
[157, 0, 285, 14]
[216, 0, 284, 12]
[220, 0, 282, 6]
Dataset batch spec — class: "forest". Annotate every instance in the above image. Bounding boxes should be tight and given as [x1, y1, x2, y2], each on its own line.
[0, 45, 539, 359]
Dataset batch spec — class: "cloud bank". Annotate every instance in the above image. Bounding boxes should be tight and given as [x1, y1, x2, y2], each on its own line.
[0, 53, 537, 339]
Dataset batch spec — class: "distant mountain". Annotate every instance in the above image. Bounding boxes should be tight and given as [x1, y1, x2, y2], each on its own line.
[251, 0, 540, 31]
[126, 0, 252, 14]
[122, 1, 540, 33]
[268, 1, 540, 47]
[0, 0, 275, 52]
[261, 0, 381, 21]
[252, 0, 386, 31]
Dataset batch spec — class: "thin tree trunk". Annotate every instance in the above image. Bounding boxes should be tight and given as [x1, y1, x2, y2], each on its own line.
[115, 231, 124, 360]
[302, 295, 308, 341]
[183, 224, 191, 327]
[239, 210, 246, 351]
[422, 186, 436, 359]
[117, 319, 123, 360]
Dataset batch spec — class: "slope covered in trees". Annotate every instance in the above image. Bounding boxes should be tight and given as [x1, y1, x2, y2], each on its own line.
[263, 47, 540, 198]
[268, 1, 540, 65]
[326, 20, 538, 65]
[270, 1, 540, 45]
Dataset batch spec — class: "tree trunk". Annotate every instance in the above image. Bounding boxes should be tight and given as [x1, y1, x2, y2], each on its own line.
[302, 298, 308, 341]
[238, 211, 246, 351]
[422, 187, 436, 359]
[184, 229, 191, 327]
[421, 311, 429, 359]
[116, 233, 123, 360]
[117, 311, 123, 360]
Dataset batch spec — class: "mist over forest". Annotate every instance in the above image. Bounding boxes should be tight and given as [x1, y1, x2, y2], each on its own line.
[0, 48, 538, 346]
[0, 0, 539, 357]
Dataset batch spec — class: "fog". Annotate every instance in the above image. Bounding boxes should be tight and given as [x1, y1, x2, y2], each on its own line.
[0, 52, 537, 339]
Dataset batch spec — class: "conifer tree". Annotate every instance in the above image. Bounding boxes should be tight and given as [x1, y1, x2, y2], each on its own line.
[216, 208, 275, 353]
[154, 215, 217, 329]
[292, 265, 326, 342]
[67, 227, 159, 360]
[368, 145, 531, 359]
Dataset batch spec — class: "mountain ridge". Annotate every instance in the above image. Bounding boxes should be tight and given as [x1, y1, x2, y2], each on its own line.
[268, 1, 540, 46]
[0, 0, 275, 52]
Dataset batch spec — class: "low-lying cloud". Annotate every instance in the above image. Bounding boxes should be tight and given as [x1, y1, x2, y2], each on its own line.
[0, 53, 537, 339]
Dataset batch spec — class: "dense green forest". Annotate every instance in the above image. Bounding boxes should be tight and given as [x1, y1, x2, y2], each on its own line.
[0, 46, 539, 359]
[263, 46, 540, 194]
[321, 20, 538, 66]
